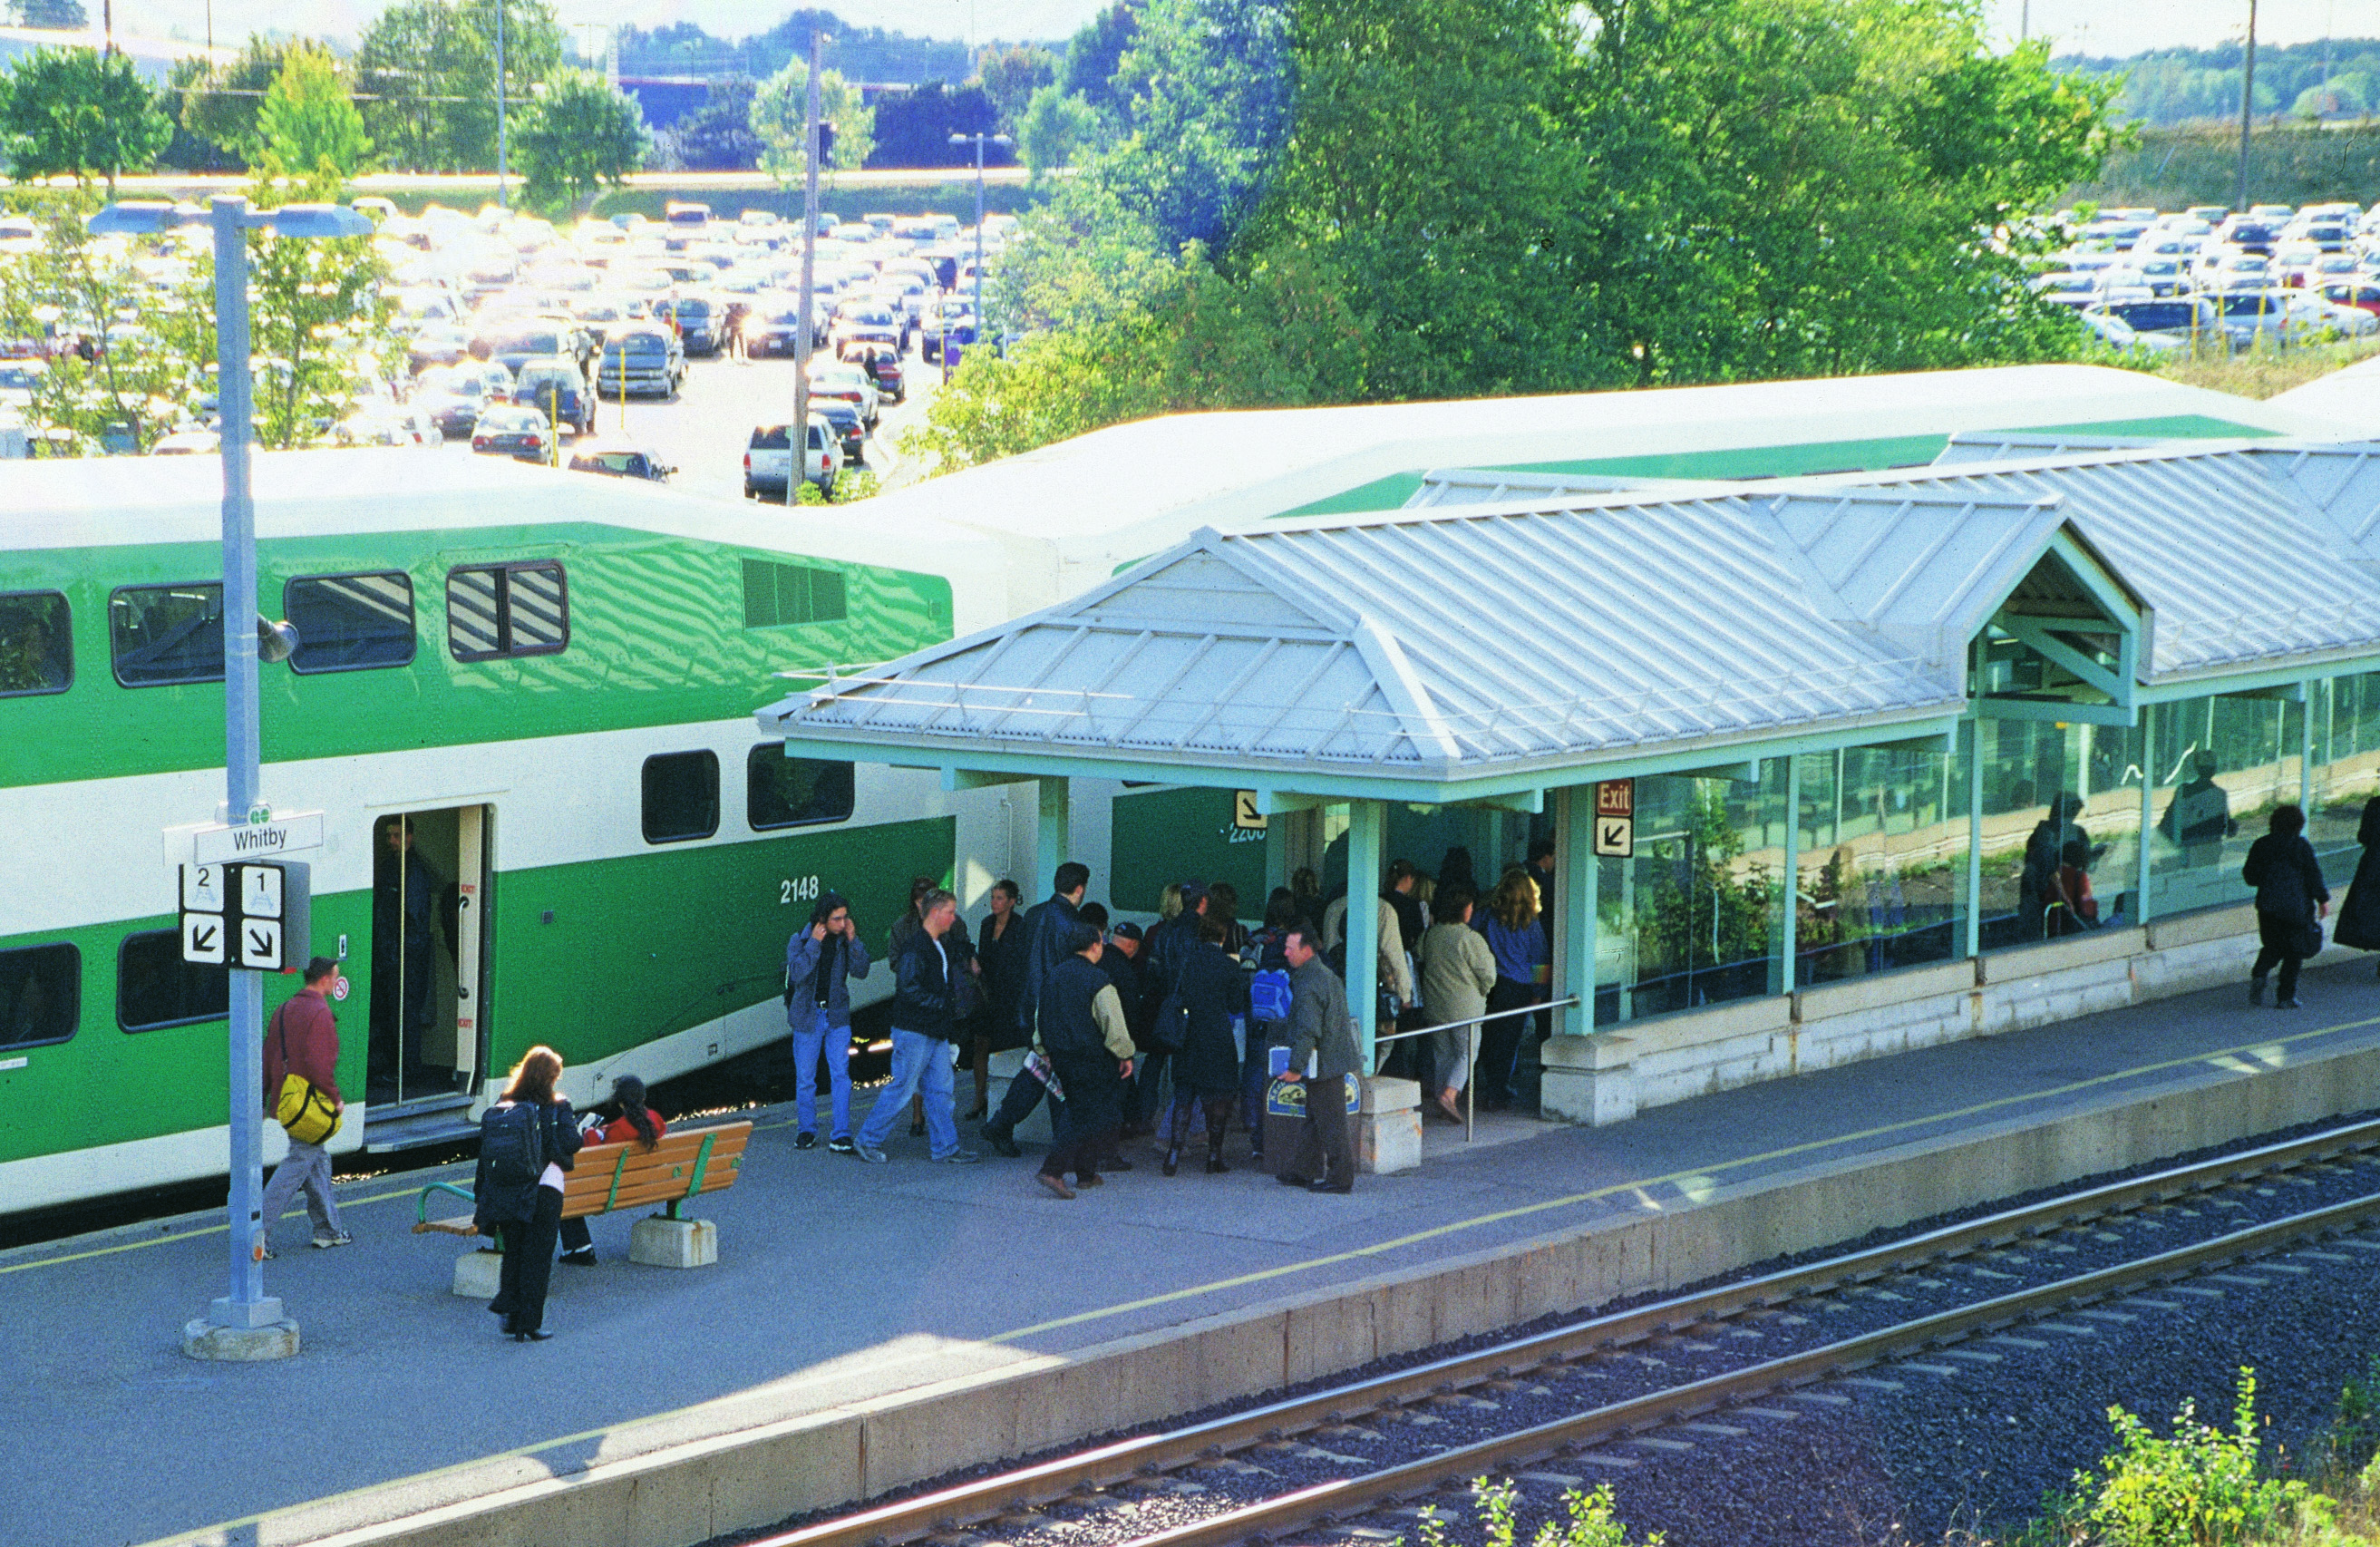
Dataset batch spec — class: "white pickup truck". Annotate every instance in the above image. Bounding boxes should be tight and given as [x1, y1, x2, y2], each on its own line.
[743, 417, 843, 499]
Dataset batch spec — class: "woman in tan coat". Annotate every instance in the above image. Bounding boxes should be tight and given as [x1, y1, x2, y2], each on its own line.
[1418, 884, 1499, 1124]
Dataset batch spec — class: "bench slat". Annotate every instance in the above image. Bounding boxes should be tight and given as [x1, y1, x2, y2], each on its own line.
[423, 1120, 754, 1231]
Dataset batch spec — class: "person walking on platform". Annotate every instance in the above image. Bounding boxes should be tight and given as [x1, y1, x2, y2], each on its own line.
[477, 1046, 580, 1341]
[1132, 878, 1209, 1133]
[855, 890, 978, 1163]
[1036, 922, 1137, 1199]
[258, 957, 350, 1257]
[967, 880, 1028, 1121]
[2244, 803, 2329, 1010]
[1157, 915, 1250, 1176]
[981, 863, 1090, 1156]
[1277, 925, 1359, 1194]
[2332, 794, 2380, 974]
[786, 892, 870, 1154]
[1419, 885, 1497, 1125]
[1472, 869, 1548, 1111]
[559, 1075, 665, 1266]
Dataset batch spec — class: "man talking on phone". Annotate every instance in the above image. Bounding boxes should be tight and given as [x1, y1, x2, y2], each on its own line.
[787, 890, 871, 1153]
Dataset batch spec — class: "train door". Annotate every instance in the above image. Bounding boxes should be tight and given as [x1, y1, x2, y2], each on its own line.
[365, 805, 491, 1113]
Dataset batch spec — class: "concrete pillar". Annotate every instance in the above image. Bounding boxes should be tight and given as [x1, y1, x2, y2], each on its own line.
[1345, 798, 1383, 1065]
[1556, 785, 1596, 1038]
[1035, 778, 1070, 895]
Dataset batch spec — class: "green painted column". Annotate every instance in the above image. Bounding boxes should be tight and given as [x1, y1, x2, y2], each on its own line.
[1965, 719, 1985, 960]
[2136, 702, 2156, 926]
[1780, 756, 1800, 995]
[1345, 798, 1384, 1066]
[1558, 785, 1597, 1037]
[1036, 778, 1070, 894]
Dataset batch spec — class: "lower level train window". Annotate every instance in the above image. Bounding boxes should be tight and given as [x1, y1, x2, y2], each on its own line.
[643, 750, 720, 843]
[0, 592, 70, 696]
[110, 583, 225, 687]
[748, 744, 855, 829]
[0, 942, 79, 1050]
[119, 929, 228, 1031]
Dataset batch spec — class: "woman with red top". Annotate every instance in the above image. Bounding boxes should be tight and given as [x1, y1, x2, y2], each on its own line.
[557, 1075, 665, 1266]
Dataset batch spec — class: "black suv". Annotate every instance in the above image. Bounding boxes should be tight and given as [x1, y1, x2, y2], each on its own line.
[672, 294, 727, 357]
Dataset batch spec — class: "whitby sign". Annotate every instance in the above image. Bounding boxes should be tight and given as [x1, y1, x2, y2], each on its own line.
[192, 811, 324, 866]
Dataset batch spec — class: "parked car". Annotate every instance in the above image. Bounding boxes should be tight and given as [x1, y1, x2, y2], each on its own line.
[805, 361, 879, 427]
[840, 339, 906, 402]
[2317, 282, 2380, 317]
[567, 438, 674, 482]
[471, 316, 595, 378]
[812, 397, 867, 464]
[744, 416, 841, 499]
[670, 291, 728, 356]
[595, 326, 685, 400]
[511, 356, 596, 436]
[743, 300, 812, 358]
[471, 403, 551, 461]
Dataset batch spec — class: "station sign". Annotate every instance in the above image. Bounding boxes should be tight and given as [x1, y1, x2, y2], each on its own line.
[191, 810, 324, 866]
[180, 861, 312, 970]
[1232, 791, 1268, 832]
[1593, 779, 1635, 858]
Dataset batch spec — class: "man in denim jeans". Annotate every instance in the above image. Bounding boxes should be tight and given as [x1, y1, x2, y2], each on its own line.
[854, 889, 979, 1164]
[786, 892, 870, 1153]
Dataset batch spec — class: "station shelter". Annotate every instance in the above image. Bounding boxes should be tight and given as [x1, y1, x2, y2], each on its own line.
[757, 431, 2380, 1138]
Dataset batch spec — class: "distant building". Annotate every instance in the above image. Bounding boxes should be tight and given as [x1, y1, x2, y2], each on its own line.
[0, 24, 226, 84]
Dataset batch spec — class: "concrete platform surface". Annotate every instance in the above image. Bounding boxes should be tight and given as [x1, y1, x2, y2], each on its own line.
[12, 958, 2380, 1547]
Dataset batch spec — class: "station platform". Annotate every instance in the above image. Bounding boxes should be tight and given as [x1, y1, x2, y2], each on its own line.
[21, 956, 2380, 1547]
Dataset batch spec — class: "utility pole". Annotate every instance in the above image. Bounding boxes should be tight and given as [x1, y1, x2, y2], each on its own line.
[787, 29, 821, 508]
[496, 0, 510, 209]
[2236, 0, 2259, 211]
[949, 131, 1012, 355]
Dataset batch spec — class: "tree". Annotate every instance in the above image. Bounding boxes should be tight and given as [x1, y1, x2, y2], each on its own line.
[1102, 0, 1291, 255]
[751, 56, 871, 182]
[667, 73, 762, 170]
[0, 46, 174, 190]
[864, 81, 996, 167]
[9, 0, 87, 28]
[173, 35, 296, 170]
[353, 0, 564, 172]
[0, 190, 190, 453]
[1019, 84, 1099, 180]
[253, 43, 372, 178]
[1063, 2, 1141, 118]
[976, 43, 1058, 131]
[516, 71, 646, 209]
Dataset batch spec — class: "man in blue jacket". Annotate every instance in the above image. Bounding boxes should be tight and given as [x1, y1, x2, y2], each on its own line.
[786, 891, 870, 1153]
[855, 889, 978, 1164]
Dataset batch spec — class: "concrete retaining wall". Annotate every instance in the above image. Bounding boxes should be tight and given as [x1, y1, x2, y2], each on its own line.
[261, 1017, 2380, 1547]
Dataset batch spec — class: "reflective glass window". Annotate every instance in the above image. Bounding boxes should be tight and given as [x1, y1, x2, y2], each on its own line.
[747, 744, 855, 829]
[286, 572, 416, 674]
[110, 583, 224, 687]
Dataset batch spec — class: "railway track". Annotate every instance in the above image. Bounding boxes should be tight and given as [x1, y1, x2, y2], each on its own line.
[738, 1117, 2380, 1547]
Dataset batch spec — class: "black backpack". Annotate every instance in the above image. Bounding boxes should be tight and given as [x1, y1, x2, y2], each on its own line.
[480, 1101, 547, 1191]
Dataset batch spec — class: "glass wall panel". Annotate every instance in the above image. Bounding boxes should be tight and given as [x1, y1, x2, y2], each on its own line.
[1788, 742, 1969, 988]
[2146, 692, 2301, 917]
[2309, 672, 2380, 890]
[1974, 716, 2147, 948]
[1595, 765, 1785, 1025]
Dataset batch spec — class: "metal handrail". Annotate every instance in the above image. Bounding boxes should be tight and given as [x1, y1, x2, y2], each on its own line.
[1371, 995, 1583, 1142]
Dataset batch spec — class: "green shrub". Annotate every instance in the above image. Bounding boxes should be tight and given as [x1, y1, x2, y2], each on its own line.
[2064, 1369, 2330, 1546]
[1415, 1478, 1663, 1547]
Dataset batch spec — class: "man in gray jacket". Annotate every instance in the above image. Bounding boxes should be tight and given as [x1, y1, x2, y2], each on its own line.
[1279, 924, 1359, 1193]
[786, 891, 870, 1153]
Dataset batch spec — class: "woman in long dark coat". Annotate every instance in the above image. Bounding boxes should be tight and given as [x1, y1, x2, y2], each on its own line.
[2242, 803, 2329, 1009]
[1160, 916, 1250, 1177]
[967, 880, 1029, 1119]
[2331, 796, 2380, 975]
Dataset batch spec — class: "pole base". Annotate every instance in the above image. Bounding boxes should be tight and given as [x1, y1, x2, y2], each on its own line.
[184, 1316, 299, 1361]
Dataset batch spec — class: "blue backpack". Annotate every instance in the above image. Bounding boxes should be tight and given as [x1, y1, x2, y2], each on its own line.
[1249, 968, 1292, 1025]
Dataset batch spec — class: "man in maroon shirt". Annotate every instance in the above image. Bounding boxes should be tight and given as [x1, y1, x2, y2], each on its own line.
[258, 957, 351, 1257]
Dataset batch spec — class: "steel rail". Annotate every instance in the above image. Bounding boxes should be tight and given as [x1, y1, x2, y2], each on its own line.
[745, 1117, 2380, 1547]
[1116, 1189, 2380, 1547]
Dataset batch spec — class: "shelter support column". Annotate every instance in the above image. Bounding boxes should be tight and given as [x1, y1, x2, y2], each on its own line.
[1964, 721, 1985, 960]
[1035, 779, 1070, 892]
[2302, 681, 2317, 810]
[2136, 703, 2156, 925]
[1780, 755, 1801, 995]
[1344, 799, 1419, 1172]
[1540, 784, 1634, 1127]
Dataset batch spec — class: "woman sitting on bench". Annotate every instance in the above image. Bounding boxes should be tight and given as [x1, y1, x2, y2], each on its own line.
[558, 1075, 667, 1267]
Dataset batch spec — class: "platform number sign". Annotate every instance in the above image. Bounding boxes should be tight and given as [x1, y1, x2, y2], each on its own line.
[1232, 791, 1268, 832]
[1592, 780, 1635, 859]
[180, 861, 311, 969]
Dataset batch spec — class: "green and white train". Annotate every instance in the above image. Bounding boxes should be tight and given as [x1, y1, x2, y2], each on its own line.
[0, 364, 2324, 1215]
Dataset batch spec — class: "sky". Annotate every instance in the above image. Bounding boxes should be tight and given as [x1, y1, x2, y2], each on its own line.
[104, 0, 2375, 63]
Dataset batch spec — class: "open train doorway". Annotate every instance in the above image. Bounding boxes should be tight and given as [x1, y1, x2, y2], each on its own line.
[364, 806, 490, 1143]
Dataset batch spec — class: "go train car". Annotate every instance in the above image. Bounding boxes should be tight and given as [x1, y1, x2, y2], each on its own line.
[0, 451, 1065, 1213]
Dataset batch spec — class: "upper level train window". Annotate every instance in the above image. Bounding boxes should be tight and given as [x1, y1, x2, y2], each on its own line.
[447, 561, 568, 662]
[286, 572, 416, 674]
[743, 559, 847, 628]
[0, 591, 71, 697]
[643, 751, 720, 843]
[118, 929, 226, 1032]
[110, 583, 224, 687]
[748, 744, 856, 830]
[0, 942, 79, 1051]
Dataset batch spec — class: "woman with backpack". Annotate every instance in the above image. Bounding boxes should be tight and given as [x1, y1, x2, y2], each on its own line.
[475, 1046, 581, 1341]
[556, 1075, 665, 1267]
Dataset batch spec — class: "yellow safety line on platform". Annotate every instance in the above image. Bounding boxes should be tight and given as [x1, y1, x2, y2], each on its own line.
[116, 1013, 2380, 1547]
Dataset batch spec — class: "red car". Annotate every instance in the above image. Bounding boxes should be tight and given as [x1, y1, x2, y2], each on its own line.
[840, 340, 905, 402]
[2317, 282, 2380, 318]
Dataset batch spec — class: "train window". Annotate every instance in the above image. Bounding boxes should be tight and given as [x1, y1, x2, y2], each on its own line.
[286, 572, 416, 674]
[446, 561, 568, 661]
[0, 592, 70, 697]
[0, 942, 79, 1050]
[748, 744, 855, 830]
[742, 559, 848, 628]
[643, 750, 720, 843]
[109, 583, 225, 687]
[118, 929, 227, 1032]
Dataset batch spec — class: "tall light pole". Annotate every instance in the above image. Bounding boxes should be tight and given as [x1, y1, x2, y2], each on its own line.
[947, 131, 1011, 360]
[2237, 0, 2259, 212]
[788, 30, 822, 508]
[496, 0, 510, 209]
[88, 195, 373, 1363]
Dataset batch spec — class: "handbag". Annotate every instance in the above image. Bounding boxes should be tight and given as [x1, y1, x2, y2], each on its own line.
[2299, 915, 2326, 958]
[273, 1012, 340, 1146]
[1149, 990, 1188, 1055]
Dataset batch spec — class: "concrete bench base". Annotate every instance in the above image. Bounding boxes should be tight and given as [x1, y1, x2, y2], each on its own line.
[453, 1247, 502, 1299]
[632, 1216, 719, 1269]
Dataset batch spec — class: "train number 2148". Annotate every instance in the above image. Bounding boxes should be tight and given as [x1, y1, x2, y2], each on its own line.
[781, 876, 821, 906]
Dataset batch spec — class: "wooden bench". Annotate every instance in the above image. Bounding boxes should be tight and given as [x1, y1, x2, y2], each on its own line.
[415, 1121, 753, 1294]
